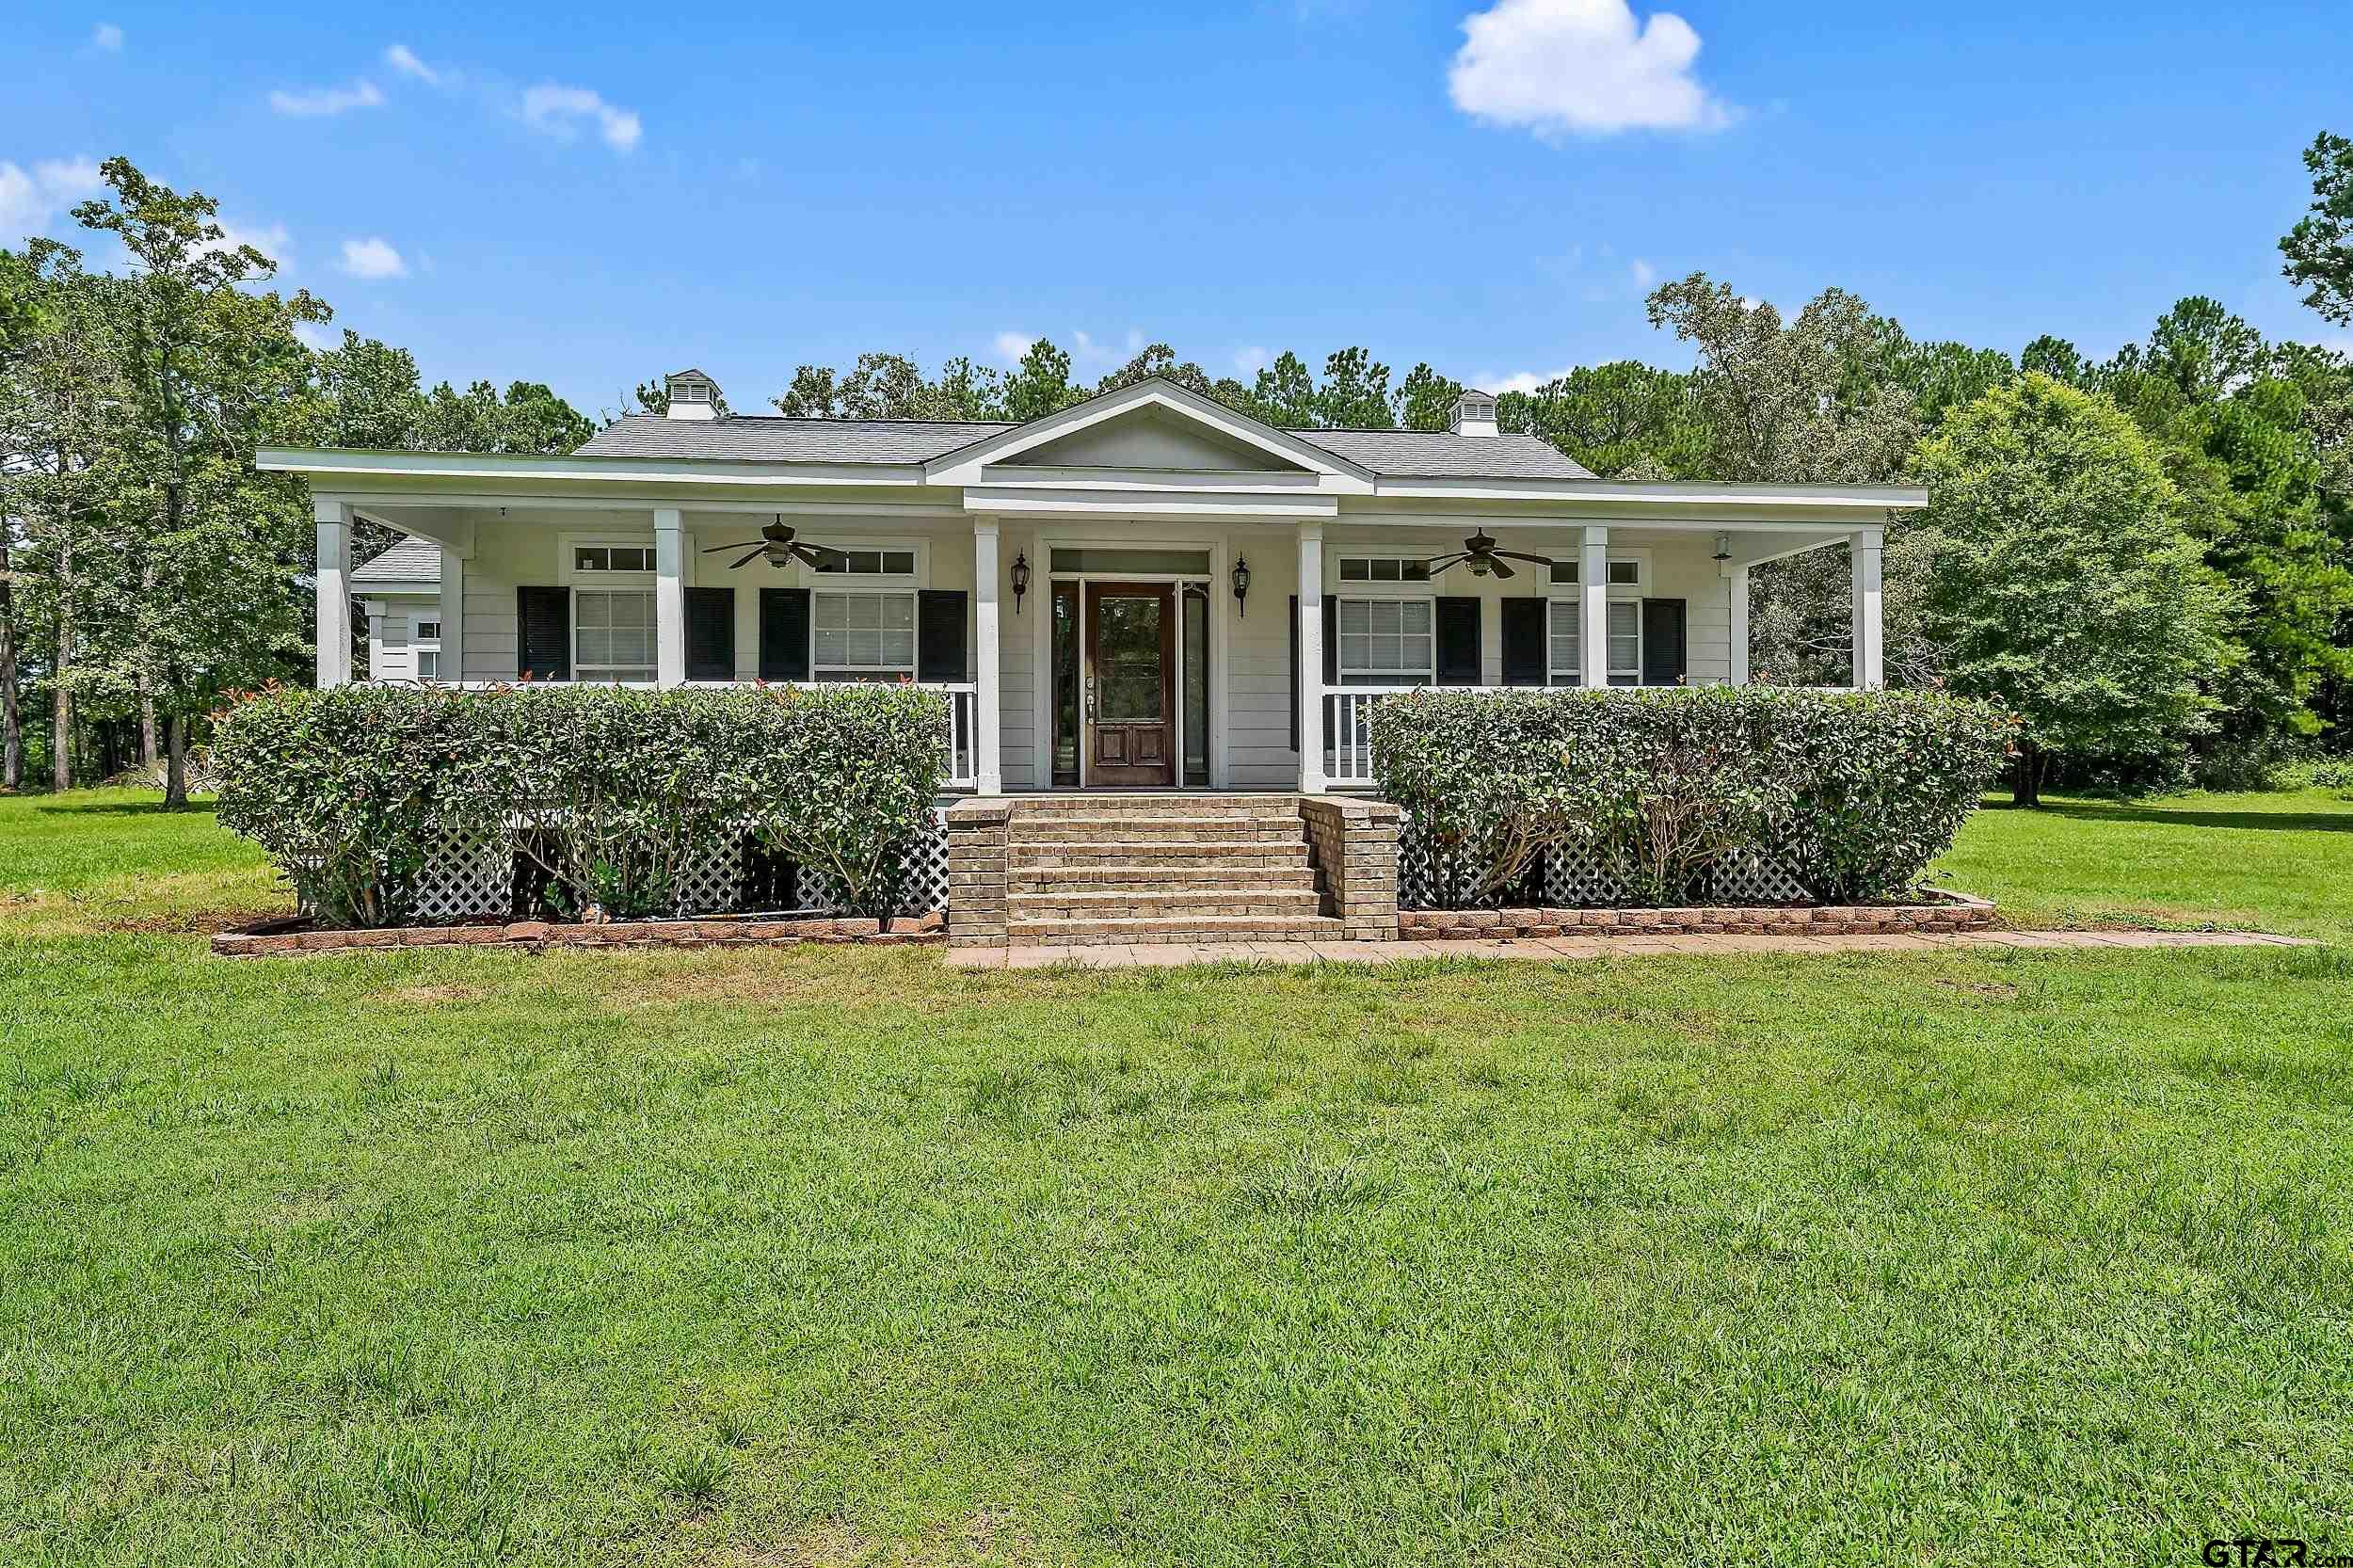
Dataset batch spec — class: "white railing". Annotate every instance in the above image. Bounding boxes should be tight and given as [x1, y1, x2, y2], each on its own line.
[1322, 684, 1484, 787]
[361, 678, 980, 790]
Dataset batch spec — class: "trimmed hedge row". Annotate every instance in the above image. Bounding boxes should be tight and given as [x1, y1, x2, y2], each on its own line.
[1366, 686, 2011, 907]
[213, 683, 950, 927]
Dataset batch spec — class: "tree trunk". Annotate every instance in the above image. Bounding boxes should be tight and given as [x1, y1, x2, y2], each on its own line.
[2011, 742, 2043, 808]
[139, 683, 157, 767]
[163, 710, 187, 808]
[0, 522, 20, 792]
[51, 531, 73, 793]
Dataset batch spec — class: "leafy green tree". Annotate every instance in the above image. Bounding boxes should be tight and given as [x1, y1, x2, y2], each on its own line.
[1914, 374, 2235, 804]
[1241, 351, 1318, 429]
[1000, 338, 1080, 423]
[1313, 348, 1395, 428]
[1498, 360, 1704, 477]
[307, 330, 427, 449]
[2281, 131, 2353, 325]
[1096, 344, 1216, 400]
[1395, 363, 1465, 432]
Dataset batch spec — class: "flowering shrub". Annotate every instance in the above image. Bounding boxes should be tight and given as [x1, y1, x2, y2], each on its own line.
[214, 682, 950, 926]
[1366, 686, 2010, 907]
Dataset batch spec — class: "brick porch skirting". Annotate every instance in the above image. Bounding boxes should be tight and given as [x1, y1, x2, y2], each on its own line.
[213, 910, 945, 957]
[1400, 890, 1996, 940]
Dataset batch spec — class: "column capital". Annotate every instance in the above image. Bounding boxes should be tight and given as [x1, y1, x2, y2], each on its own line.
[313, 495, 351, 525]
[1581, 522, 1609, 547]
[972, 515, 1000, 538]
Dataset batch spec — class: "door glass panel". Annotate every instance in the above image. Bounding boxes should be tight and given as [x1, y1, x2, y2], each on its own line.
[1052, 585, 1080, 785]
[1049, 548, 1210, 575]
[1096, 595, 1164, 721]
[1182, 585, 1209, 786]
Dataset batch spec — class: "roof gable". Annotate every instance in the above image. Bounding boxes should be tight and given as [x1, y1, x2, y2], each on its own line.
[925, 377, 1372, 483]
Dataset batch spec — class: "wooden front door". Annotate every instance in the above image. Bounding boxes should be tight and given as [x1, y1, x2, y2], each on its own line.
[1084, 583, 1176, 786]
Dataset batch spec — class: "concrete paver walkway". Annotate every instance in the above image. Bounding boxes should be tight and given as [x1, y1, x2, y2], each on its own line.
[946, 929, 2311, 969]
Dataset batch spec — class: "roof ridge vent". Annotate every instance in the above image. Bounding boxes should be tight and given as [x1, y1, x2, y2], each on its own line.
[1449, 389, 1498, 438]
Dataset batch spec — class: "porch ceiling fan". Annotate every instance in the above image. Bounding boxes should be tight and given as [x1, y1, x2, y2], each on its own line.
[700, 517, 846, 572]
[1423, 530, 1555, 582]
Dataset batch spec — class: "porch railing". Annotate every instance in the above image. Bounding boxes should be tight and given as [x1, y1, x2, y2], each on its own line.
[363, 678, 979, 791]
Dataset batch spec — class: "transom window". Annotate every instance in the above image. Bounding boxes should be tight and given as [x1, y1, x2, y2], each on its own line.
[1547, 558, 1643, 587]
[1337, 599, 1433, 686]
[813, 591, 916, 680]
[574, 590, 656, 683]
[573, 544, 655, 573]
[1546, 600, 1642, 686]
[811, 548, 916, 577]
[1337, 555, 1431, 584]
[413, 616, 442, 680]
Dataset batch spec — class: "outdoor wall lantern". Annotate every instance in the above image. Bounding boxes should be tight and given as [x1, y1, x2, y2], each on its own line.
[1712, 532, 1732, 562]
[1231, 553, 1251, 618]
[1010, 551, 1030, 613]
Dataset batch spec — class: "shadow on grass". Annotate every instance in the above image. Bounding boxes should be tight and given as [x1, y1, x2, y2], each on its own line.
[2038, 803, 2353, 835]
[30, 798, 219, 819]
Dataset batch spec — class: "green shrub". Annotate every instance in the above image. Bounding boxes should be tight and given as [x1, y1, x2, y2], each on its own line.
[1366, 686, 2010, 907]
[214, 682, 950, 926]
[2313, 759, 2353, 800]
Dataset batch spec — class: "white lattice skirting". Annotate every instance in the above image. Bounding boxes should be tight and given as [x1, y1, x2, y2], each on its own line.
[394, 810, 951, 922]
[1397, 818, 1809, 910]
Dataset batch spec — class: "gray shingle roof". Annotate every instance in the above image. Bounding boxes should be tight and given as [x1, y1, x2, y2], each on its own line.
[571, 408, 1595, 480]
[1299, 429, 1594, 480]
[576, 414, 1013, 464]
[349, 536, 442, 589]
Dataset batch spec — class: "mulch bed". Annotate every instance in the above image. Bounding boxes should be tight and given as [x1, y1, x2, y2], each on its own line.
[213, 909, 945, 957]
[1399, 890, 1995, 940]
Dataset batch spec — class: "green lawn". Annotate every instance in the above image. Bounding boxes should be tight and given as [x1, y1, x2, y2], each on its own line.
[2, 790, 2350, 1565]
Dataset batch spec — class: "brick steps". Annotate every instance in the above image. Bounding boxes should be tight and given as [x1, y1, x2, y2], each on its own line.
[1009, 865, 1322, 891]
[1010, 816, 1307, 844]
[1009, 888, 1327, 921]
[1007, 793, 1302, 815]
[1005, 914, 1351, 945]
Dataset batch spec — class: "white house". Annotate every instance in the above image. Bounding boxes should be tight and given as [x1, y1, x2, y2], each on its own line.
[264, 369, 1913, 798]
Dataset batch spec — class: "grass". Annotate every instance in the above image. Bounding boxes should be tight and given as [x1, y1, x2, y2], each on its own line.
[1, 788, 2349, 1564]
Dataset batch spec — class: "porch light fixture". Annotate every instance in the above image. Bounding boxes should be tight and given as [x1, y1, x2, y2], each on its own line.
[1231, 553, 1251, 618]
[1010, 551, 1031, 613]
[1712, 533, 1732, 562]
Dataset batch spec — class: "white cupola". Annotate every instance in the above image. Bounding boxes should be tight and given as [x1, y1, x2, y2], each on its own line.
[664, 368, 721, 421]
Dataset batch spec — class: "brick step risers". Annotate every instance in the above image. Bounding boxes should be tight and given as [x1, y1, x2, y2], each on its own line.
[1008, 794, 1302, 816]
[1009, 865, 1323, 891]
[1004, 914, 1355, 946]
[1009, 889, 1328, 921]
[1010, 816, 1309, 845]
[1008, 841, 1314, 870]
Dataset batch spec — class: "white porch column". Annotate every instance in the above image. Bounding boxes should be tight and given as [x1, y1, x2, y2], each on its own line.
[363, 600, 387, 680]
[314, 498, 352, 688]
[439, 550, 466, 684]
[973, 517, 1003, 794]
[1297, 522, 1325, 793]
[1729, 564, 1751, 686]
[653, 507, 685, 686]
[1579, 524, 1609, 689]
[1850, 525, 1884, 690]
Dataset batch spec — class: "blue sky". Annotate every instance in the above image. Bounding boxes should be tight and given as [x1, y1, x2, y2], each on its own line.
[7, 1, 2348, 418]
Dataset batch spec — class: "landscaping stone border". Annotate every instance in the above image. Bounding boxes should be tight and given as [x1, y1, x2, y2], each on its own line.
[1399, 889, 1995, 940]
[212, 910, 945, 957]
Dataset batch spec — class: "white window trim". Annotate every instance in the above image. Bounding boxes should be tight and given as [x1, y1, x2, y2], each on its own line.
[810, 587, 921, 681]
[1330, 552, 1435, 594]
[570, 585, 660, 683]
[1336, 594, 1437, 686]
[411, 615, 442, 680]
[1544, 597, 1645, 686]
[558, 531, 659, 586]
[1547, 548, 1654, 593]
[802, 536, 928, 587]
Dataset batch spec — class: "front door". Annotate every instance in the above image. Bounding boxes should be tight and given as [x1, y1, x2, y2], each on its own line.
[1084, 582, 1176, 786]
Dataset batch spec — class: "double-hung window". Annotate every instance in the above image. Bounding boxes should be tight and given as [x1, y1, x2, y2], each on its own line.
[412, 617, 442, 680]
[1545, 600, 1643, 686]
[563, 536, 660, 683]
[1337, 598, 1434, 686]
[808, 541, 920, 681]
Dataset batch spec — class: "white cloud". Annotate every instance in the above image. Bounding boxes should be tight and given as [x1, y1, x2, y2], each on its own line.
[195, 220, 293, 270]
[993, 331, 1037, 365]
[1630, 257, 1656, 287]
[1232, 345, 1271, 375]
[1449, 0, 1732, 137]
[91, 23, 123, 51]
[268, 79, 385, 117]
[294, 320, 338, 352]
[519, 84, 641, 152]
[337, 236, 406, 280]
[1481, 364, 1577, 396]
[383, 43, 441, 85]
[0, 156, 105, 240]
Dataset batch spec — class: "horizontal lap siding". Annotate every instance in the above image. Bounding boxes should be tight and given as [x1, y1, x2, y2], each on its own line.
[1226, 541, 1297, 787]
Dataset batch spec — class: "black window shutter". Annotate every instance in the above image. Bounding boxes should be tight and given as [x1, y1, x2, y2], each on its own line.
[517, 586, 568, 680]
[1642, 598, 1688, 687]
[917, 590, 968, 683]
[1288, 595, 1299, 751]
[759, 588, 810, 681]
[1500, 598, 1547, 686]
[685, 586, 734, 681]
[1434, 597, 1481, 684]
[1321, 596, 1338, 686]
